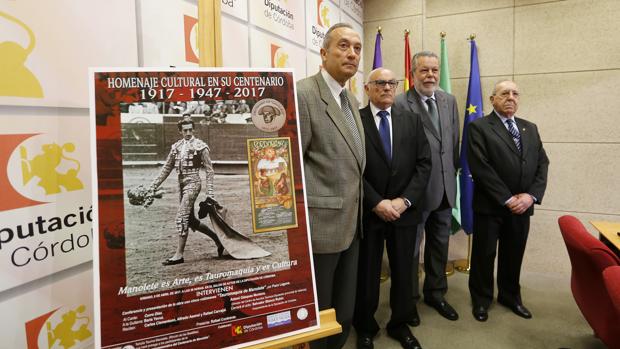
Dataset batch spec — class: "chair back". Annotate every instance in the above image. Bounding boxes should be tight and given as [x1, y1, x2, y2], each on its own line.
[558, 215, 620, 349]
[603, 266, 620, 318]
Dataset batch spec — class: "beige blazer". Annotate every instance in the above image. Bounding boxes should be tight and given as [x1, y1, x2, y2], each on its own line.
[296, 72, 366, 253]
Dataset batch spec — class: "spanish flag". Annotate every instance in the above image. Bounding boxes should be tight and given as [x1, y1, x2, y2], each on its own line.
[404, 30, 412, 91]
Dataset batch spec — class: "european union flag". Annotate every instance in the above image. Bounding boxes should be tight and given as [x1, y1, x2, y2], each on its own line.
[459, 39, 483, 234]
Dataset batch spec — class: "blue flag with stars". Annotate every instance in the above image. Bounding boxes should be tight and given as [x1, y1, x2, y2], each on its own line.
[459, 39, 483, 234]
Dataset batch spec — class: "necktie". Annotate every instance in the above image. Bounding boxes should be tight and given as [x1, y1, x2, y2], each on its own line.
[339, 90, 364, 158]
[425, 98, 440, 134]
[506, 119, 522, 152]
[377, 110, 391, 161]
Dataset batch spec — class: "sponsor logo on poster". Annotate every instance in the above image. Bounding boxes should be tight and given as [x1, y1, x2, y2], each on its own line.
[231, 324, 244, 336]
[25, 304, 93, 349]
[267, 311, 292, 328]
[296, 307, 308, 320]
[251, 98, 286, 132]
[231, 322, 264, 336]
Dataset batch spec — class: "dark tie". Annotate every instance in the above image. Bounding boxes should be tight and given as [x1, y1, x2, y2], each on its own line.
[425, 98, 440, 134]
[506, 119, 522, 152]
[377, 110, 391, 161]
[339, 90, 364, 158]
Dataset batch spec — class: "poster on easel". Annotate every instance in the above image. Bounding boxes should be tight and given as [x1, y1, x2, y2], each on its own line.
[90, 68, 318, 349]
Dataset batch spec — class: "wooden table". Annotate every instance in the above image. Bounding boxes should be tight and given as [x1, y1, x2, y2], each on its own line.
[591, 221, 620, 257]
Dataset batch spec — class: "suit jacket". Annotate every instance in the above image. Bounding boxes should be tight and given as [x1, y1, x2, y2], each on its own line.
[297, 72, 366, 253]
[467, 111, 550, 216]
[361, 105, 431, 228]
[393, 88, 460, 211]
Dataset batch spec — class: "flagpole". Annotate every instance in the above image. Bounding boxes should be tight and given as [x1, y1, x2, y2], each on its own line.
[403, 29, 412, 92]
[454, 33, 478, 274]
[437, 31, 456, 276]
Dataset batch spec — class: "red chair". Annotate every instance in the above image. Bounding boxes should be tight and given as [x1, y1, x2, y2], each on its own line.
[603, 266, 620, 320]
[558, 215, 620, 349]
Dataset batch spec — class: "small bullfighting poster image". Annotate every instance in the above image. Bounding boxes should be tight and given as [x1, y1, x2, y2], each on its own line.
[247, 137, 298, 233]
[90, 68, 318, 349]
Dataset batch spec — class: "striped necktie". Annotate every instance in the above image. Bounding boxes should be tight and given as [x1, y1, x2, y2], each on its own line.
[506, 119, 522, 152]
[339, 90, 364, 158]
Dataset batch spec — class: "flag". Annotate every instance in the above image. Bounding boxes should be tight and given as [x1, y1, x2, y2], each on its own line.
[439, 34, 451, 93]
[439, 33, 460, 234]
[372, 29, 382, 69]
[404, 30, 412, 91]
[459, 38, 483, 234]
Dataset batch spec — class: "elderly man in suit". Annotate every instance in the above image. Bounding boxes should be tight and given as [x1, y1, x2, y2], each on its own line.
[467, 80, 549, 322]
[393, 51, 460, 325]
[353, 67, 430, 349]
[296, 22, 365, 349]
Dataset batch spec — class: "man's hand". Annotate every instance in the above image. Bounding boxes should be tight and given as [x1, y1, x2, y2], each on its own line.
[390, 198, 407, 215]
[373, 200, 401, 222]
[506, 193, 534, 215]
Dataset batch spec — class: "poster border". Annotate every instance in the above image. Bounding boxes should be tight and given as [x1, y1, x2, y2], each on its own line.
[89, 67, 320, 349]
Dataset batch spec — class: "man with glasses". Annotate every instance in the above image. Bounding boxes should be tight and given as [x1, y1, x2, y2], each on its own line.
[353, 68, 430, 349]
[394, 51, 461, 325]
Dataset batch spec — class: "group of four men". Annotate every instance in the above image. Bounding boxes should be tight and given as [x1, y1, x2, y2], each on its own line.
[297, 23, 549, 349]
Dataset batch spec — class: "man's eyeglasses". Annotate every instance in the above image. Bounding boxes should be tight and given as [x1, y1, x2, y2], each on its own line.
[368, 80, 399, 89]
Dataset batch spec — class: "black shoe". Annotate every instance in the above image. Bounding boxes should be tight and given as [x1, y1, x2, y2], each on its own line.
[407, 306, 420, 327]
[497, 298, 532, 319]
[472, 306, 488, 322]
[388, 329, 422, 349]
[424, 299, 459, 321]
[356, 334, 374, 349]
[162, 257, 184, 266]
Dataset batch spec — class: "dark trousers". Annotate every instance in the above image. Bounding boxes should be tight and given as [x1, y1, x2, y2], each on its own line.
[353, 224, 416, 337]
[413, 201, 452, 303]
[469, 212, 530, 308]
[310, 238, 360, 349]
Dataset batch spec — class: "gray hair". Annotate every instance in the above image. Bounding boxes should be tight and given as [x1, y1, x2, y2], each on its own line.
[322, 23, 355, 50]
[491, 80, 517, 95]
[411, 51, 439, 70]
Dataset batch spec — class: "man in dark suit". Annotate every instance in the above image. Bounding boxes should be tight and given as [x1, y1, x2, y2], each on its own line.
[353, 68, 431, 349]
[467, 80, 549, 322]
[296, 23, 365, 349]
[393, 51, 460, 325]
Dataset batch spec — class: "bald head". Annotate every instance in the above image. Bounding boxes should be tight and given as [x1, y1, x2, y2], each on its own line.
[365, 68, 397, 110]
